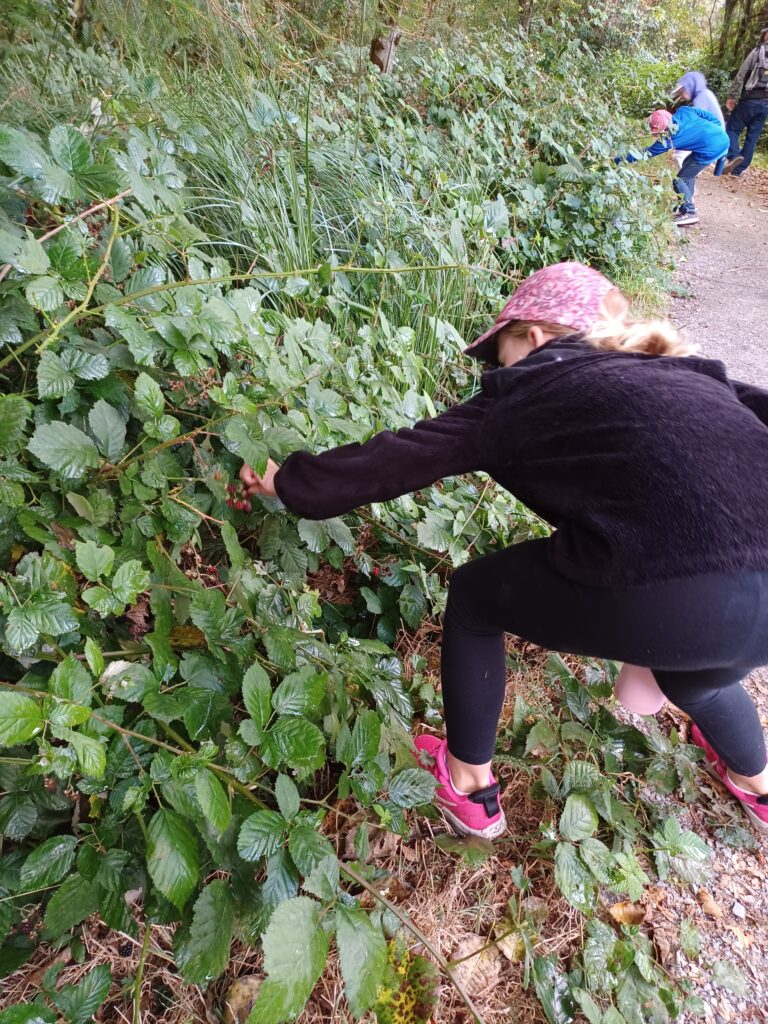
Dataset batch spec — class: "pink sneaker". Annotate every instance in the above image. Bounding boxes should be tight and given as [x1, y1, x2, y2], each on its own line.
[414, 735, 506, 839]
[691, 724, 768, 831]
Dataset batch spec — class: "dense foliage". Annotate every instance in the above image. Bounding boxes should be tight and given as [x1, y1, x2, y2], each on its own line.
[0, 4, 718, 1022]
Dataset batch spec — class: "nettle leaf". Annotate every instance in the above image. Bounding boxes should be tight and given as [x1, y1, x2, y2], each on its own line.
[50, 655, 93, 706]
[147, 808, 200, 911]
[53, 963, 111, 1024]
[133, 372, 166, 420]
[194, 768, 232, 833]
[20, 835, 77, 889]
[75, 540, 115, 582]
[242, 662, 272, 731]
[89, 398, 127, 462]
[559, 794, 599, 841]
[388, 767, 438, 808]
[37, 351, 75, 398]
[26, 276, 64, 312]
[177, 879, 234, 986]
[237, 810, 287, 862]
[28, 421, 101, 479]
[247, 897, 329, 1024]
[0, 691, 44, 746]
[272, 667, 326, 718]
[336, 905, 388, 1018]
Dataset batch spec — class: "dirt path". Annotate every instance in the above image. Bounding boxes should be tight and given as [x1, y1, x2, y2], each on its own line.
[671, 170, 768, 386]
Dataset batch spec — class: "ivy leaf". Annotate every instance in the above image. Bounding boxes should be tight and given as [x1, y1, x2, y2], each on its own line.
[147, 809, 200, 911]
[559, 794, 599, 841]
[271, 667, 326, 718]
[388, 767, 438, 808]
[43, 872, 99, 939]
[275, 774, 300, 820]
[19, 835, 77, 889]
[176, 879, 234, 985]
[237, 810, 287, 862]
[0, 692, 43, 746]
[194, 768, 232, 833]
[27, 421, 101, 479]
[75, 540, 115, 582]
[25, 276, 64, 312]
[242, 662, 272, 731]
[37, 351, 74, 398]
[52, 964, 111, 1024]
[88, 400, 126, 461]
[336, 905, 388, 1017]
[246, 897, 329, 1024]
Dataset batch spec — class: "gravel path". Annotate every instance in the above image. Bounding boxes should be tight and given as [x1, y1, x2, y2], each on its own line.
[671, 169, 768, 386]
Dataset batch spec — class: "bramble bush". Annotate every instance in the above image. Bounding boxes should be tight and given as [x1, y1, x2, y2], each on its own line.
[0, 9, 705, 1023]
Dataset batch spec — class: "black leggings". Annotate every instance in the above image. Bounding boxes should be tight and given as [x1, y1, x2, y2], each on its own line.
[442, 539, 768, 777]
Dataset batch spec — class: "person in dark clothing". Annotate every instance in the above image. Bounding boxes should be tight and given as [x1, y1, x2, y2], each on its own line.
[724, 26, 768, 175]
[240, 261, 768, 839]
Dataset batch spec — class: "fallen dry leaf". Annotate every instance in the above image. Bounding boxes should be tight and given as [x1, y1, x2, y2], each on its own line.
[223, 975, 262, 1024]
[451, 934, 501, 999]
[609, 900, 646, 925]
[697, 888, 723, 918]
[726, 925, 754, 948]
[493, 920, 526, 962]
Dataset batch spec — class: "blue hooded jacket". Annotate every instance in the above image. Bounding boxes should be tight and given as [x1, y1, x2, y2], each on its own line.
[624, 106, 729, 165]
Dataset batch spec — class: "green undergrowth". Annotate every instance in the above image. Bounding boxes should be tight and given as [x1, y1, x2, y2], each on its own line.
[0, 5, 703, 1023]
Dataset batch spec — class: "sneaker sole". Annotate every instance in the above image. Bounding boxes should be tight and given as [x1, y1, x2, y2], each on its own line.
[701, 760, 768, 832]
[438, 802, 508, 840]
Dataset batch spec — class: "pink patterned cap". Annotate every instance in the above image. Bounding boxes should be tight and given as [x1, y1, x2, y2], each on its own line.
[648, 109, 673, 133]
[465, 261, 616, 362]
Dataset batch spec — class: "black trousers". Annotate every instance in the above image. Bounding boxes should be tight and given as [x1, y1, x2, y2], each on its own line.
[442, 539, 768, 777]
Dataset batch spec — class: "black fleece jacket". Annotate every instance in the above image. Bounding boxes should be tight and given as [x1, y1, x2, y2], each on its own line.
[274, 336, 768, 588]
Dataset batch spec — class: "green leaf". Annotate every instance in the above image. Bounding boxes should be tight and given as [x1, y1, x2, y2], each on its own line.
[287, 823, 334, 875]
[272, 667, 326, 718]
[242, 662, 272, 731]
[359, 586, 383, 614]
[525, 719, 558, 755]
[399, 582, 427, 629]
[111, 559, 150, 604]
[559, 794, 599, 841]
[61, 349, 109, 381]
[43, 872, 99, 939]
[324, 517, 355, 555]
[301, 854, 339, 901]
[28, 421, 100, 479]
[147, 809, 200, 911]
[0, 125, 48, 177]
[0, 1006, 57, 1024]
[0, 793, 38, 840]
[0, 691, 43, 746]
[53, 964, 111, 1024]
[237, 810, 287, 862]
[26, 596, 79, 635]
[0, 396, 32, 455]
[336, 905, 388, 1017]
[84, 638, 105, 677]
[533, 953, 576, 1024]
[554, 841, 595, 913]
[75, 540, 115, 582]
[48, 125, 91, 173]
[20, 835, 77, 889]
[275, 774, 300, 820]
[297, 519, 329, 553]
[264, 718, 326, 775]
[177, 879, 234, 985]
[194, 768, 232, 833]
[37, 351, 74, 398]
[349, 709, 380, 766]
[26, 276, 64, 312]
[574, 989, 603, 1024]
[134, 372, 165, 419]
[88, 401, 126, 461]
[388, 767, 438, 808]
[225, 417, 268, 473]
[247, 897, 329, 1024]
[5, 609, 40, 654]
[63, 729, 107, 778]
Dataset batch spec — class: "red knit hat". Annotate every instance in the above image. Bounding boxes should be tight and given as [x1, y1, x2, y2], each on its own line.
[648, 109, 673, 133]
[465, 261, 615, 363]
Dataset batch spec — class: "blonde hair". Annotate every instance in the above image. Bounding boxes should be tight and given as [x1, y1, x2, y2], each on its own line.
[501, 316, 695, 358]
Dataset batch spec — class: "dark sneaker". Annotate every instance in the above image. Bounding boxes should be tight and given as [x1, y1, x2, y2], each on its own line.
[675, 212, 699, 226]
[414, 734, 506, 839]
[723, 155, 744, 175]
[691, 724, 768, 831]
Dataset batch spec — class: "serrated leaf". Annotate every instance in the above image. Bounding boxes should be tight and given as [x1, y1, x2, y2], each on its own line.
[61, 349, 109, 381]
[388, 767, 438, 808]
[272, 667, 326, 718]
[5, 608, 39, 653]
[246, 897, 329, 1024]
[43, 872, 99, 939]
[297, 519, 329, 553]
[134, 372, 165, 419]
[559, 794, 599, 841]
[20, 835, 77, 889]
[0, 124, 49, 177]
[111, 559, 150, 603]
[287, 823, 334, 875]
[147, 809, 199, 911]
[301, 854, 339, 900]
[28, 421, 100, 479]
[275, 774, 300, 820]
[242, 662, 272, 731]
[0, 1006, 57, 1024]
[84, 638, 104, 677]
[0, 692, 43, 746]
[237, 810, 286, 862]
[264, 718, 326, 775]
[194, 768, 232, 832]
[554, 841, 595, 913]
[225, 417, 268, 473]
[26, 276, 64, 312]
[53, 964, 111, 1024]
[75, 540, 115, 582]
[63, 729, 106, 778]
[525, 719, 559, 756]
[50, 655, 93, 706]
[324, 517, 355, 554]
[0, 396, 32, 455]
[48, 125, 91, 173]
[37, 351, 74, 398]
[336, 904, 388, 1017]
[0, 793, 38, 840]
[399, 582, 427, 629]
[533, 953, 577, 1024]
[177, 879, 234, 985]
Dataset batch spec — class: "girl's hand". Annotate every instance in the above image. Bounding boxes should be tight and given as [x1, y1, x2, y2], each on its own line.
[240, 458, 280, 499]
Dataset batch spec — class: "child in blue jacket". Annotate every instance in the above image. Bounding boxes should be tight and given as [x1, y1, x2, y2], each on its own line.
[617, 106, 729, 226]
